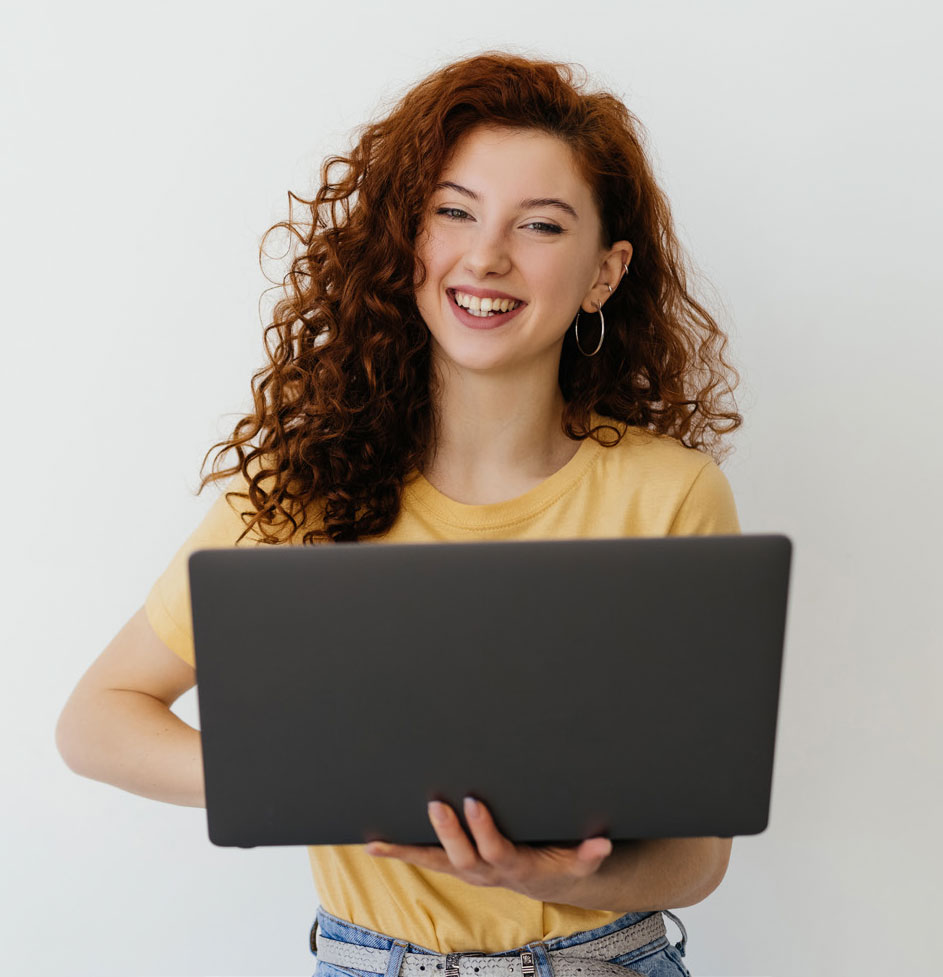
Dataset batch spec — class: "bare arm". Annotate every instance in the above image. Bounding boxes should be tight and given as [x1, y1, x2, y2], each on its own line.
[560, 835, 732, 911]
[55, 605, 205, 808]
[366, 800, 731, 911]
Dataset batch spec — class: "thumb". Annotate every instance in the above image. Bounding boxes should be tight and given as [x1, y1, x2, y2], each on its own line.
[576, 837, 613, 863]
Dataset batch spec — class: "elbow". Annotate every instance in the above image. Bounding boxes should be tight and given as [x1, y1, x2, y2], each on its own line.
[55, 706, 79, 772]
[674, 837, 733, 908]
[55, 699, 92, 775]
[702, 836, 733, 899]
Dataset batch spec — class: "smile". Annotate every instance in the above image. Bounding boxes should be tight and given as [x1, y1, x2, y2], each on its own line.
[445, 288, 528, 330]
[448, 289, 523, 317]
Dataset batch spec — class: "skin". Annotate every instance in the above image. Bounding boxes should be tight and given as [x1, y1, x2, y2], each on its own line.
[52, 125, 730, 918]
[365, 797, 616, 905]
[413, 124, 633, 504]
[366, 126, 732, 911]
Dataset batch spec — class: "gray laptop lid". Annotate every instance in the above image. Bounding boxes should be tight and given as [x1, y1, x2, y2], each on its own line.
[188, 534, 791, 848]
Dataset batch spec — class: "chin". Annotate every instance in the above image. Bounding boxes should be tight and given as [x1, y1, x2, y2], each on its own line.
[431, 340, 516, 375]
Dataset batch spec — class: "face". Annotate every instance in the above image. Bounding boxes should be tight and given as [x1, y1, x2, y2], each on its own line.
[413, 125, 628, 378]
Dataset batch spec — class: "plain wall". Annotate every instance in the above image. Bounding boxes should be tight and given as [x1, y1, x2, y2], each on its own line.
[3, 1, 941, 974]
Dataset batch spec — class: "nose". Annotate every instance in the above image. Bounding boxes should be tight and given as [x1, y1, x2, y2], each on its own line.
[462, 226, 512, 279]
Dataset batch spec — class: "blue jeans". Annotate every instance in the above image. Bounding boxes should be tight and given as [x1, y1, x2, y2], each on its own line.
[310, 905, 691, 977]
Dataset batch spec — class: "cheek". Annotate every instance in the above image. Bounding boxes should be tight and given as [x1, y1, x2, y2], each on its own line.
[413, 231, 449, 291]
[416, 219, 447, 253]
[413, 233, 462, 333]
[525, 258, 574, 306]
[412, 230, 429, 288]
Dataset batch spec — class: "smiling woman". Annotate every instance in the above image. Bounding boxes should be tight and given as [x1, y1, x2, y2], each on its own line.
[190, 50, 741, 543]
[413, 124, 633, 489]
[56, 50, 743, 977]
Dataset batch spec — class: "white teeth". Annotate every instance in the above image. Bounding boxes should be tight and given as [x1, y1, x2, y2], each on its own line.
[452, 290, 521, 314]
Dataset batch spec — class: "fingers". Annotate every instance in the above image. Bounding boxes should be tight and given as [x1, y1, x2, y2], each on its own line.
[363, 840, 453, 875]
[365, 800, 506, 882]
[427, 800, 481, 871]
[462, 797, 520, 869]
[365, 798, 520, 880]
[573, 837, 613, 873]
[363, 799, 614, 900]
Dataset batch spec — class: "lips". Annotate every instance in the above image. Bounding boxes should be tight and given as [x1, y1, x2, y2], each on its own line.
[447, 285, 524, 302]
[445, 287, 528, 330]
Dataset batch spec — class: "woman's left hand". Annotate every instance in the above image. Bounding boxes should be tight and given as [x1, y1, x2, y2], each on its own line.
[364, 797, 614, 904]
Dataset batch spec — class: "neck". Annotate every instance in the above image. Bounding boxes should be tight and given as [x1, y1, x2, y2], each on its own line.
[421, 351, 579, 501]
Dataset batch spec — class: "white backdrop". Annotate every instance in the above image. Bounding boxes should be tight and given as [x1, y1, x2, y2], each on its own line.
[4, 1, 941, 975]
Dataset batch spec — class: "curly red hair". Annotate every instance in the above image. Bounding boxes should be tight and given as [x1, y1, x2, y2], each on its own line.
[196, 52, 743, 544]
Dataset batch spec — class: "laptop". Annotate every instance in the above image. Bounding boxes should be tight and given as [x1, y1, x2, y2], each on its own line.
[188, 534, 791, 848]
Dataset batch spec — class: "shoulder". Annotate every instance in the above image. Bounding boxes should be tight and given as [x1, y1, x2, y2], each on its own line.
[589, 417, 741, 536]
[206, 453, 322, 546]
[592, 417, 712, 479]
[667, 455, 740, 535]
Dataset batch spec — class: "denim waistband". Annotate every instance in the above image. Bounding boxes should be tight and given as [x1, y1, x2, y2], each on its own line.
[310, 905, 688, 977]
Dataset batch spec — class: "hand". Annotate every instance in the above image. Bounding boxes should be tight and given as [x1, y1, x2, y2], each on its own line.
[364, 796, 614, 905]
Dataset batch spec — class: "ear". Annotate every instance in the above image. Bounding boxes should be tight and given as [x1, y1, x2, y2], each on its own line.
[581, 241, 633, 312]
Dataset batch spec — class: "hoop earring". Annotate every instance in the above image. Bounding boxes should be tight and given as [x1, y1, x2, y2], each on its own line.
[574, 300, 605, 357]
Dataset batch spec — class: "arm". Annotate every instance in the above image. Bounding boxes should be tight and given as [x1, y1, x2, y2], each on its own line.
[57, 466, 277, 808]
[560, 835, 732, 912]
[366, 799, 731, 912]
[55, 605, 206, 808]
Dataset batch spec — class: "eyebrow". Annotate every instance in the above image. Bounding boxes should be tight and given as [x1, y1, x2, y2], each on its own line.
[433, 180, 580, 221]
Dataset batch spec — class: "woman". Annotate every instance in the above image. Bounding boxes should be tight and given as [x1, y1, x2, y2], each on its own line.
[56, 52, 742, 977]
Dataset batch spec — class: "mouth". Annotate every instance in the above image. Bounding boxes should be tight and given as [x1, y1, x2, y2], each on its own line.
[447, 288, 525, 319]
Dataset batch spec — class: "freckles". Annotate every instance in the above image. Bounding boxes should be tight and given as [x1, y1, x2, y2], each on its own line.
[414, 232, 444, 271]
[413, 237, 440, 289]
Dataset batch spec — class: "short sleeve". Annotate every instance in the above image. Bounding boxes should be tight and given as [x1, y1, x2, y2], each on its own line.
[667, 459, 741, 536]
[144, 473, 262, 668]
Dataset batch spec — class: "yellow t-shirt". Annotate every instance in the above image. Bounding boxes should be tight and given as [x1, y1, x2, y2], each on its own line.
[144, 413, 741, 952]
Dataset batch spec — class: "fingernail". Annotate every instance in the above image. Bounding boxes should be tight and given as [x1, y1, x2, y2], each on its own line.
[428, 801, 448, 824]
[463, 796, 481, 818]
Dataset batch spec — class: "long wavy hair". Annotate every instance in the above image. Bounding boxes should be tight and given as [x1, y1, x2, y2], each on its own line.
[196, 51, 743, 544]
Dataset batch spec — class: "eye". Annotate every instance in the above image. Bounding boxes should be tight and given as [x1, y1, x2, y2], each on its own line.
[523, 221, 563, 235]
[436, 207, 471, 220]
[434, 207, 563, 235]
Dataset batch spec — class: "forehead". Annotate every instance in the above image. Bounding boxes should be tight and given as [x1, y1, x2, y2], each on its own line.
[437, 126, 592, 204]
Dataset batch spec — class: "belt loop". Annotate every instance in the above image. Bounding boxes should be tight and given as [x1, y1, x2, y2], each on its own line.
[524, 941, 554, 977]
[386, 940, 410, 977]
[661, 910, 687, 957]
